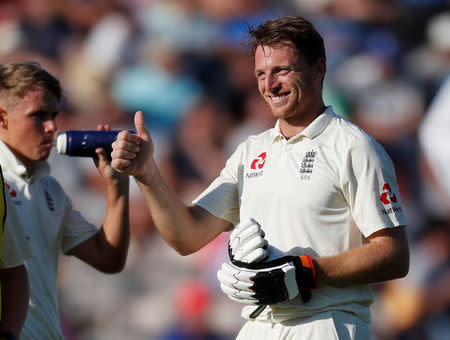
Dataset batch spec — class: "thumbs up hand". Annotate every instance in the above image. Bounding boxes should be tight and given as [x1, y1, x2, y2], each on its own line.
[111, 111, 155, 182]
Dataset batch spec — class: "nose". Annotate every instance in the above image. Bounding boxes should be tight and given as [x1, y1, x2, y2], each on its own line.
[44, 119, 57, 133]
[264, 74, 280, 93]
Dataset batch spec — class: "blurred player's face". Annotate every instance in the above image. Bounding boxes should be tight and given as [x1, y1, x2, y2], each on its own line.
[0, 85, 59, 168]
[254, 44, 324, 125]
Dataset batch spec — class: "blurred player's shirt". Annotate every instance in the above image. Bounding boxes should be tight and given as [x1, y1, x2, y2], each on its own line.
[0, 164, 33, 317]
[0, 164, 33, 270]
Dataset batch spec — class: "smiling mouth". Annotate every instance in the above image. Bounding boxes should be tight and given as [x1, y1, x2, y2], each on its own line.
[267, 93, 290, 106]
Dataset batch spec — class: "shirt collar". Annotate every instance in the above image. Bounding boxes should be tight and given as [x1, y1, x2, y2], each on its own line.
[271, 106, 336, 143]
[0, 140, 50, 182]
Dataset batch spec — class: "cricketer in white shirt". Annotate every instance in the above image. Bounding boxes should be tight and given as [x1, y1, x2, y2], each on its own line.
[194, 106, 406, 324]
[0, 140, 98, 340]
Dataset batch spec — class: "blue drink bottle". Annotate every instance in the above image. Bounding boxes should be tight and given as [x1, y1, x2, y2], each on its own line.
[56, 130, 129, 157]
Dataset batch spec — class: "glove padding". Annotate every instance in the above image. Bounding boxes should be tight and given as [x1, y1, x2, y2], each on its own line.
[228, 218, 268, 263]
[217, 255, 316, 305]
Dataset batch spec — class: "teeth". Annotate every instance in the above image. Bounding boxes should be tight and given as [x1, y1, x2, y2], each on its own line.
[270, 95, 286, 100]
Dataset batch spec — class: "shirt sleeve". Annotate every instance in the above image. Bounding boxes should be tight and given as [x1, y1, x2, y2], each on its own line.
[0, 167, 33, 269]
[192, 143, 243, 226]
[61, 194, 99, 254]
[341, 135, 406, 237]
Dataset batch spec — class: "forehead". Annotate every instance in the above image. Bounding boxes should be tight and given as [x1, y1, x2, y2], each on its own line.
[17, 85, 60, 112]
[254, 45, 299, 70]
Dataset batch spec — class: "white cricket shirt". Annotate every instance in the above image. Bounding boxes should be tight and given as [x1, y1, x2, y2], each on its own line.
[0, 141, 99, 340]
[0, 166, 33, 269]
[194, 106, 406, 323]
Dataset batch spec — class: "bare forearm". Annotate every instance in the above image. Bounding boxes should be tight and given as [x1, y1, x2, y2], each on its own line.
[314, 227, 409, 286]
[0, 265, 29, 337]
[137, 160, 228, 255]
[101, 177, 130, 269]
[110, 113, 229, 253]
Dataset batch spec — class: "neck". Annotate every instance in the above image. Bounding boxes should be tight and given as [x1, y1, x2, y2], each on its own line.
[1, 139, 35, 172]
[280, 104, 326, 139]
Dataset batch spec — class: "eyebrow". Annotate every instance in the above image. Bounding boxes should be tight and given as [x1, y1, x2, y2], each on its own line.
[30, 109, 60, 116]
[254, 64, 294, 76]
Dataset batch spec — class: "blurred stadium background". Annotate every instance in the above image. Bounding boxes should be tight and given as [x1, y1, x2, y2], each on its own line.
[1, 0, 449, 339]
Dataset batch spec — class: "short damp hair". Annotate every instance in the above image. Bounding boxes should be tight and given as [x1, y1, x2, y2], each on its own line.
[0, 61, 62, 108]
[248, 16, 326, 67]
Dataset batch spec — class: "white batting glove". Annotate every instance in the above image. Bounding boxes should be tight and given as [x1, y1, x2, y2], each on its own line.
[229, 218, 268, 263]
[217, 260, 298, 305]
[217, 254, 316, 305]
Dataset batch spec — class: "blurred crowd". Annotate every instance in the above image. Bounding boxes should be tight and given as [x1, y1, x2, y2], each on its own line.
[1, 0, 449, 339]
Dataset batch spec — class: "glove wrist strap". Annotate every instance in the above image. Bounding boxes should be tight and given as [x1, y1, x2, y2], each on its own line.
[296, 255, 317, 289]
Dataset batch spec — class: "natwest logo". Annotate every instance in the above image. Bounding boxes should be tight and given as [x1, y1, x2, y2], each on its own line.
[251, 152, 266, 170]
[380, 183, 397, 205]
[4, 182, 17, 198]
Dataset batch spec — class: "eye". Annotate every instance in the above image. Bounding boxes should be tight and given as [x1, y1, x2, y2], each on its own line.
[29, 110, 58, 121]
[277, 68, 291, 76]
[256, 72, 265, 80]
[29, 111, 43, 119]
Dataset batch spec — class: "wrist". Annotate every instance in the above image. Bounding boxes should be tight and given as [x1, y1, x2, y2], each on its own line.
[136, 161, 159, 189]
[106, 175, 129, 193]
[296, 255, 317, 289]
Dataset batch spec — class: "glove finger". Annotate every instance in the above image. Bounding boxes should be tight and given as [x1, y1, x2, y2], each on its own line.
[230, 224, 260, 250]
[227, 294, 258, 305]
[219, 283, 253, 298]
[240, 248, 267, 263]
[236, 218, 257, 230]
[217, 271, 254, 292]
[219, 282, 238, 296]
[231, 219, 257, 241]
[234, 237, 267, 260]
[232, 223, 264, 243]
[231, 231, 266, 261]
[217, 264, 243, 283]
[237, 224, 264, 242]
[217, 266, 238, 286]
[220, 263, 255, 283]
[230, 218, 263, 245]
[220, 283, 257, 301]
[233, 289, 257, 300]
[217, 267, 250, 287]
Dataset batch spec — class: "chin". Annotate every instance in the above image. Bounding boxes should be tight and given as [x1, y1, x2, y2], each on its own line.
[271, 109, 294, 120]
[37, 152, 51, 161]
[270, 105, 286, 116]
[271, 103, 297, 118]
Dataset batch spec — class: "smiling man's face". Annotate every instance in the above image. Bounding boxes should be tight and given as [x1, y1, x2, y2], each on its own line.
[254, 44, 321, 125]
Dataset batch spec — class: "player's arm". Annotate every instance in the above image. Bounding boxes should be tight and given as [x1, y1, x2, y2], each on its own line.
[0, 264, 29, 338]
[316, 137, 410, 286]
[66, 124, 131, 273]
[137, 173, 232, 255]
[218, 225, 409, 306]
[313, 225, 409, 286]
[111, 111, 233, 255]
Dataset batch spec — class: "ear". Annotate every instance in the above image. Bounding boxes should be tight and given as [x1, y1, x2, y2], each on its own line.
[314, 58, 327, 83]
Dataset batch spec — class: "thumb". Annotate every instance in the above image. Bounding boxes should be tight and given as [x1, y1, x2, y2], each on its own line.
[93, 147, 107, 168]
[134, 111, 150, 141]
